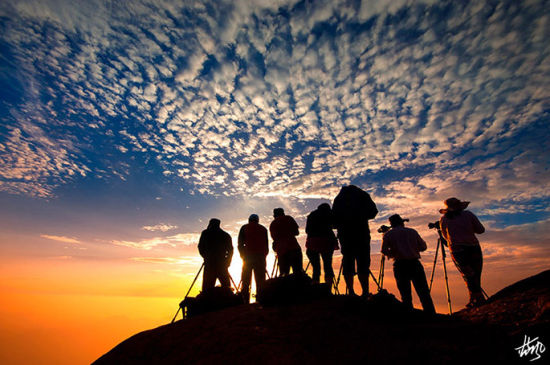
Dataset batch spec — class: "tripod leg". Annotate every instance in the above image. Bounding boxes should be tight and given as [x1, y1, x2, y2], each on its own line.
[369, 270, 381, 291]
[184, 262, 205, 300]
[271, 257, 278, 278]
[171, 306, 181, 324]
[332, 276, 340, 295]
[378, 256, 385, 290]
[441, 244, 452, 314]
[336, 257, 343, 287]
[429, 240, 440, 291]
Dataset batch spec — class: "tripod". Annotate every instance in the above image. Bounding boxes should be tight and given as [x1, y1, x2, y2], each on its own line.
[171, 262, 204, 323]
[429, 228, 452, 314]
[334, 256, 382, 295]
[304, 258, 341, 294]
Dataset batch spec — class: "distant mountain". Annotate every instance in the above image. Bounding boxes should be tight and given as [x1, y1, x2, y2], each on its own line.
[94, 270, 549, 364]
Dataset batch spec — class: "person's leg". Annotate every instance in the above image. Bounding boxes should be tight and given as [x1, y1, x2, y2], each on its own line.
[321, 250, 335, 284]
[356, 240, 371, 296]
[451, 247, 478, 305]
[218, 265, 231, 288]
[342, 248, 356, 295]
[411, 260, 436, 314]
[241, 258, 253, 303]
[469, 245, 485, 304]
[202, 263, 216, 291]
[393, 261, 413, 309]
[307, 249, 321, 283]
[253, 255, 267, 292]
[278, 253, 291, 276]
[289, 249, 303, 275]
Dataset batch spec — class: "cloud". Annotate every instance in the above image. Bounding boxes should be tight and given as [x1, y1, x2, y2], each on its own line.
[40, 235, 81, 244]
[0, 0, 549, 231]
[112, 233, 200, 250]
[130, 256, 203, 265]
[141, 224, 178, 232]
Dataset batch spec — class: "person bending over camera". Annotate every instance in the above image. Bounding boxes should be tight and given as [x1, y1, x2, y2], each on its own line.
[439, 197, 486, 308]
[381, 214, 435, 314]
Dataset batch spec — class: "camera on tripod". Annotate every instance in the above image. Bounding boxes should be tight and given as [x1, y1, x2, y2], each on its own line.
[428, 221, 440, 230]
[377, 225, 391, 233]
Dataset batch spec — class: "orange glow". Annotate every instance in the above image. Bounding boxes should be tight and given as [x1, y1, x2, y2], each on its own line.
[0, 240, 547, 364]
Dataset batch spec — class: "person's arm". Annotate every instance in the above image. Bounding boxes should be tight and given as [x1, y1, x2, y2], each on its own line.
[305, 214, 312, 235]
[263, 226, 269, 256]
[417, 231, 427, 252]
[439, 217, 450, 243]
[198, 232, 206, 258]
[381, 234, 392, 258]
[292, 217, 299, 236]
[238, 226, 246, 257]
[225, 234, 233, 266]
[469, 211, 485, 234]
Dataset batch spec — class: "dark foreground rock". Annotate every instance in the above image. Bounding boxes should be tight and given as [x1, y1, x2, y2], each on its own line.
[94, 270, 550, 365]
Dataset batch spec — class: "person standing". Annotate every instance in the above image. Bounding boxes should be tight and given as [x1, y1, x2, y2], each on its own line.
[332, 185, 378, 297]
[439, 197, 486, 307]
[381, 214, 436, 314]
[238, 214, 269, 303]
[269, 208, 303, 276]
[198, 218, 233, 291]
[305, 203, 338, 284]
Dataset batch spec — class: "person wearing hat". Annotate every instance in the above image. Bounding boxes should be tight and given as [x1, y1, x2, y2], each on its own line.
[198, 218, 233, 291]
[305, 203, 339, 284]
[381, 214, 435, 314]
[439, 197, 486, 307]
[238, 214, 269, 303]
[269, 208, 303, 276]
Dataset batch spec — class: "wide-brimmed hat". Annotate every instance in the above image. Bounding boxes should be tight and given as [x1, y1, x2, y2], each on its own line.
[439, 197, 470, 214]
[389, 214, 409, 227]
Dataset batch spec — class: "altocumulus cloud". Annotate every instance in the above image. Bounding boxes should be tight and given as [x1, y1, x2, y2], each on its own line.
[0, 0, 549, 222]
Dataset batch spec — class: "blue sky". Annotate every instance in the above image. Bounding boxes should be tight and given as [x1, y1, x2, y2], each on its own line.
[1, 0, 549, 271]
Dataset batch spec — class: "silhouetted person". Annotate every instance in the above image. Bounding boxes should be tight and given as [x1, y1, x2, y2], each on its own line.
[439, 197, 486, 308]
[198, 218, 233, 291]
[332, 185, 378, 296]
[381, 214, 436, 314]
[238, 214, 269, 303]
[269, 208, 303, 276]
[305, 203, 338, 284]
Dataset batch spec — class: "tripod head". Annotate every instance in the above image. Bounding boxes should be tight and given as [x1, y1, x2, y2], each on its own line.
[428, 221, 448, 246]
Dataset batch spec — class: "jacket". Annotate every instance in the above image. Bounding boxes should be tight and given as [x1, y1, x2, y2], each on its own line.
[332, 185, 378, 235]
[269, 215, 300, 255]
[238, 222, 269, 257]
[381, 226, 427, 261]
[439, 210, 485, 250]
[198, 227, 233, 266]
[305, 207, 338, 252]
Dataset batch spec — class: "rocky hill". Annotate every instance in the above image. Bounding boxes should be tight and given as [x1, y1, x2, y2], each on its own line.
[94, 270, 549, 364]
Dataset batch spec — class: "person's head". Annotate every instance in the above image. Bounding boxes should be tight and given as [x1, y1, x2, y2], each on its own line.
[389, 214, 409, 228]
[207, 218, 221, 229]
[248, 214, 259, 223]
[273, 208, 285, 218]
[317, 203, 331, 212]
[439, 197, 470, 214]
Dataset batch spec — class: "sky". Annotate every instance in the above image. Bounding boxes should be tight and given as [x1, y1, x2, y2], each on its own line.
[1, 0, 549, 363]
